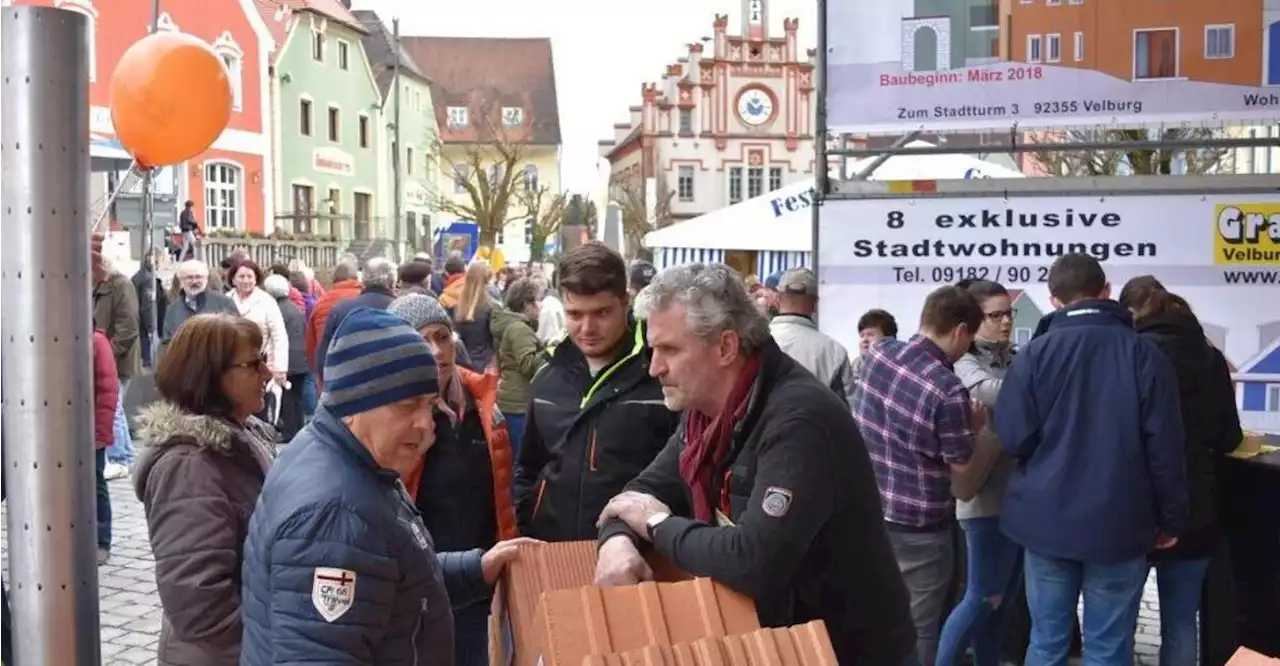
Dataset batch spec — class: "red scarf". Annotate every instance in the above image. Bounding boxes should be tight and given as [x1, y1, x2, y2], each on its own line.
[678, 354, 762, 522]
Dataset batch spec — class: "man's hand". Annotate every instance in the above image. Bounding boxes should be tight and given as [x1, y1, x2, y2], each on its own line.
[480, 537, 542, 585]
[596, 491, 670, 537]
[971, 400, 988, 432]
[594, 535, 653, 587]
[1154, 532, 1178, 550]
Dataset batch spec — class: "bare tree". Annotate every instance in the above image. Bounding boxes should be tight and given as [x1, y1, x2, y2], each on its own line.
[1034, 128, 1233, 176]
[609, 178, 674, 258]
[432, 103, 534, 246]
[519, 185, 568, 262]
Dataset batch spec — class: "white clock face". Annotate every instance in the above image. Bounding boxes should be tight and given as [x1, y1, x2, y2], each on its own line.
[736, 89, 774, 126]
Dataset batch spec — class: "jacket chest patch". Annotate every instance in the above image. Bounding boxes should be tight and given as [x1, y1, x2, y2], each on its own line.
[312, 567, 357, 623]
[400, 517, 432, 551]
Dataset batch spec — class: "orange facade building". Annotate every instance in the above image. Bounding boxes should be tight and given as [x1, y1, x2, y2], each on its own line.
[21, 0, 273, 233]
[1009, 0, 1277, 87]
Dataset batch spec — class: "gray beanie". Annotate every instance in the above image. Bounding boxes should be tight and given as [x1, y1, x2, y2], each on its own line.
[388, 293, 453, 332]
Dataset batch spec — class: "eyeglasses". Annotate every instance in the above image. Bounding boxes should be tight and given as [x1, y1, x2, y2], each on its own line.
[230, 353, 268, 372]
[984, 309, 1015, 321]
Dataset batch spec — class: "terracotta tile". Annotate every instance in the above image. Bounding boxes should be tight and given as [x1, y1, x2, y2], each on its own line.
[537, 579, 759, 666]
[1227, 648, 1280, 666]
[582, 622, 838, 666]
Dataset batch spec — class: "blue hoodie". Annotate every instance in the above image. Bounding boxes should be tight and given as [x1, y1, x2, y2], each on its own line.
[994, 299, 1189, 564]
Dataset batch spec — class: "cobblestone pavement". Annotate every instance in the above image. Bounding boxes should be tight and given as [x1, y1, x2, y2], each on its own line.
[3, 476, 1167, 665]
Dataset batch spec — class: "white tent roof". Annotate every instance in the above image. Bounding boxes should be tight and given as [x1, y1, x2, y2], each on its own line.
[643, 142, 1025, 251]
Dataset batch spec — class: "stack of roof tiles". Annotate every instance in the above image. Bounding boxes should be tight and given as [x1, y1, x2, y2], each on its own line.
[488, 541, 838, 666]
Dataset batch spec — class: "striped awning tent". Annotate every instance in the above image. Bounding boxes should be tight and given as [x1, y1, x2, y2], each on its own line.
[756, 250, 811, 278]
[654, 247, 726, 269]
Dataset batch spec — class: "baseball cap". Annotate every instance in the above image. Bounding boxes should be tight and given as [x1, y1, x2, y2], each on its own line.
[629, 260, 657, 290]
[777, 268, 817, 297]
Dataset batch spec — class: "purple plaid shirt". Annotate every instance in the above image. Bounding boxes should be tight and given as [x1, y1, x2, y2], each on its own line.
[853, 335, 975, 529]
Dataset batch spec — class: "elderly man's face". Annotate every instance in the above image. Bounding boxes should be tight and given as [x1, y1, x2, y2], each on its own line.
[179, 266, 209, 295]
[646, 303, 732, 413]
[346, 395, 438, 479]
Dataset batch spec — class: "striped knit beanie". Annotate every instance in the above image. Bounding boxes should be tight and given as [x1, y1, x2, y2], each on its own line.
[321, 307, 439, 418]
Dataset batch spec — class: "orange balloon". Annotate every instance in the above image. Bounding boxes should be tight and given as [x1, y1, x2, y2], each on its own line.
[109, 31, 232, 167]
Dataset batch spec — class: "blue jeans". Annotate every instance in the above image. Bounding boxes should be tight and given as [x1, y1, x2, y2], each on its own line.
[1024, 550, 1146, 666]
[94, 448, 112, 550]
[1154, 558, 1211, 666]
[301, 373, 318, 419]
[107, 377, 134, 464]
[505, 412, 526, 461]
[937, 517, 1025, 666]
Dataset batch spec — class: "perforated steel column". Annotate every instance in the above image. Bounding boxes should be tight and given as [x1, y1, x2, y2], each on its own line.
[1, 6, 101, 664]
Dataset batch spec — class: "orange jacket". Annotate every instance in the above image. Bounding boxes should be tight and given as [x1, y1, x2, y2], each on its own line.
[404, 366, 519, 542]
[305, 278, 362, 373]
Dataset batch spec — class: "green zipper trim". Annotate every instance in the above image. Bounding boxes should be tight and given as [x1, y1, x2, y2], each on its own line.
[579, 323, 646, 408]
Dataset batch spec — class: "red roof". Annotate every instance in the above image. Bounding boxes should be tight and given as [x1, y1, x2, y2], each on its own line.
[253, 0, 366, 60]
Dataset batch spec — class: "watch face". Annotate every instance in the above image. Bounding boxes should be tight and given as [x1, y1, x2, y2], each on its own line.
[736, 88, 774, 126]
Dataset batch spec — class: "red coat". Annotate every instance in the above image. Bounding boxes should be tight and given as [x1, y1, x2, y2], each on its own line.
[93, 330, 120, 449]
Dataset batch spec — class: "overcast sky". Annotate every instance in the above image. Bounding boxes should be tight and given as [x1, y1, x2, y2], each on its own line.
[351, 0, 818, 194]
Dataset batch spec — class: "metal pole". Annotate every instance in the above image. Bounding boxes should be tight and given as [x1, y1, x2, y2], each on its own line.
[141, 0, 161, 362]
[811, 0, 827, 325]
[828, 135, 1280, 158]
[851, 130, 923, 181]
[1, 7, 101, 664]
[391, 17, 403, 261]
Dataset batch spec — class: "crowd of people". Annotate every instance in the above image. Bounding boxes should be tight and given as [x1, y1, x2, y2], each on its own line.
[0, 233, 1242, 666]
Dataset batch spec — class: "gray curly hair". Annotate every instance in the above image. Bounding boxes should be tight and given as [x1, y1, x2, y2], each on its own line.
[633, 263, 771, 355]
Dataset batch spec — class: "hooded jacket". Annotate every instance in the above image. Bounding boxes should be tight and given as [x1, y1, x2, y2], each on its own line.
[94, 270, 142, 379]
[132, 402, 276, 666]
[1136, 312, 1242, 560]
[490, 307, 544, 415]
[995, 299, 1189, 564]
[92, 331, 120, 448]
[514, 321, 681, 541]
[769, 314, 857, 406]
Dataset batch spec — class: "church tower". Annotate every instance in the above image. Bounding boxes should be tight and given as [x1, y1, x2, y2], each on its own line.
[743, 0, 766, 40]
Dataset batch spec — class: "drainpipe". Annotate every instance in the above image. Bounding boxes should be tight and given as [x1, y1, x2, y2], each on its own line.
[391, 17, 403, 261]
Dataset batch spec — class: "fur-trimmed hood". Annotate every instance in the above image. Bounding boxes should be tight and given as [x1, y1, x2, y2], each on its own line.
[132, 401, 276, 502]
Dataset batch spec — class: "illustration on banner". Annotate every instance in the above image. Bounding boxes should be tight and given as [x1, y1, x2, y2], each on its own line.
[825, 0, 1280, 132]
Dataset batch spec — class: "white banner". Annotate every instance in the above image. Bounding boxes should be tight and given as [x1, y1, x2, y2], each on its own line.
[817, 194, 1280, 372]
[824, 1, 1280, 132]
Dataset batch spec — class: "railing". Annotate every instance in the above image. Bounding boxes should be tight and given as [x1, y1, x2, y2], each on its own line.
[200, 236, 343, 269]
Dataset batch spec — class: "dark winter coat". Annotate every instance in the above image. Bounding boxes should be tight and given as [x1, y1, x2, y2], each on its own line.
[94, 270, 141, 379]
[273, 295, 308, 376]
[1136, 312, 1242, 560]
[515, 321, 681, 541]
[314, 286, 396, 385]
[162, 289, 239, 345]
[598, 340, 917, 666]
[240, 407, 478, 665]
[93, 330, 120, 448]
[452, 303, 497, 372]
[133, 402, 276, 666]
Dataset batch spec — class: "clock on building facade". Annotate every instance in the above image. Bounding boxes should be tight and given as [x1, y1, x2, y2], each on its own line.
[735, 87, 774, 126]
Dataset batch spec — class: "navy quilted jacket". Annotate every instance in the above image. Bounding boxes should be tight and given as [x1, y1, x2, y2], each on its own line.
[240, 407, 488, 665]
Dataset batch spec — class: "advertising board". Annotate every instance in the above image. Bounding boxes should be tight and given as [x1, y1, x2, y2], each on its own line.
[817, 194, 1280, 376]
[824, 0, 1280, 133]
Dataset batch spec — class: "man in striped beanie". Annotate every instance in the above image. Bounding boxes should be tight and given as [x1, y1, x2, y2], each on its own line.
[242, 306, 457, 664]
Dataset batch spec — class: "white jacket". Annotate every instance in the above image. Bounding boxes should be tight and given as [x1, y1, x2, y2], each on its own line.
[233, 287, 289, 374]
[769, 314, 857, 407]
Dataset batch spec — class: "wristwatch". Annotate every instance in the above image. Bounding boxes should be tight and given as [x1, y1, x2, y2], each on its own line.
[645, 512, 670, 541]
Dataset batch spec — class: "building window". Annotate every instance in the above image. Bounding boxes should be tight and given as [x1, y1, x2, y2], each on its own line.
[501, 106, 523, 127]
[300, 99, 313, 136]
[291, 184, 314, 233]
[326, 187, 340, 214]
[337, 40, 350, 70]
[1134, 29, 1178, 80]
[453, 164, 470, 193]
[1205, 25, 1235, 59]
[1267, 384, 1280, 411]
[1046, 0, 1061, 5]
[677, 165, 694, 202]
[1027, 35, 1042, 63]
[448, 106, 468, 128]
[406, 146, 414, 175]
[728, 167, 743, 204]
[219, 53, 243, 111]
[1068, 0, 1083, 4]
[523, 164, 539, 191]
[487, 164, 505, 188]
[768, 166, 783, 192]
[358, 114, 370, 148]
[747, 167, 763, 199]
[327, 106, 340, 142]
[679, 109, 692, 134]
[203, 162, 242, 230]
[1074, 32, 1085, 61]
[311, 30, 324, 62]
[354, 192, 372, 240]
[1046, 34, 1061, 63]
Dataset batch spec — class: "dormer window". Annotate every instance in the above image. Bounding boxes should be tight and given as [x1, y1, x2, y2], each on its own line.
[448, 106, 468, 128]
[502, 106, 524, 127]
[213, 32, 244, 112]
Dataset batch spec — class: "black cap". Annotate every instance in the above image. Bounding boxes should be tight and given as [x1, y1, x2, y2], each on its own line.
[629, 261, 657, 290]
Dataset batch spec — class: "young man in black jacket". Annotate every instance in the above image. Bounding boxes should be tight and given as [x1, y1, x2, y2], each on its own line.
[595, 263, 916, 666]
[514, 242, 679, 541]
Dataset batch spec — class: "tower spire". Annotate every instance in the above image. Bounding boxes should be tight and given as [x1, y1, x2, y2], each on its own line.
[744, 0, 765, 39]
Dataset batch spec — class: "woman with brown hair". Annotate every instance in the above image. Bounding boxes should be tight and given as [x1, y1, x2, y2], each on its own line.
[451, 260, 499, 371]
[132, 313, 277, 665]
[1118, 276, 1242, 666]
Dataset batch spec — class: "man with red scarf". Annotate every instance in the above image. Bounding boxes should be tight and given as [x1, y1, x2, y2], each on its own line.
[595, 263, 917, 666]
